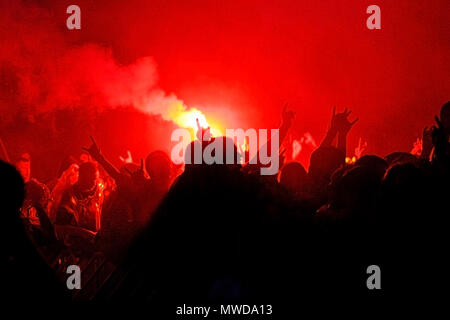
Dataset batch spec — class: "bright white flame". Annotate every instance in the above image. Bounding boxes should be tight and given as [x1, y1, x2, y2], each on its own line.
[167, 102, 223, 139]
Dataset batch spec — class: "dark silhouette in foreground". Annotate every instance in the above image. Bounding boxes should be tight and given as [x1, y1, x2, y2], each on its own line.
[2, 102, 449, 306]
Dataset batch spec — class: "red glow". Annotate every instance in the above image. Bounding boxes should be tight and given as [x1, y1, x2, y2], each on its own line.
[0, 0, 449, 178]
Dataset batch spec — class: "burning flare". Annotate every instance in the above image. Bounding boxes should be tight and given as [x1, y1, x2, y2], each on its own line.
[167, 102, 223, 140]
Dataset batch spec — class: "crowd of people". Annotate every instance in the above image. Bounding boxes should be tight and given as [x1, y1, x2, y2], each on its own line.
[3, 101, 450, 304]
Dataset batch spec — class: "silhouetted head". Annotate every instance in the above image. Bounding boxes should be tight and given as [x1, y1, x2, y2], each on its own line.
[183, 140, 200, 173]
[384, 152, 418, 166]
[309, 146, 345, 183]
[145, 150, 171, 186]
[0, 160, 25, 216]
[218, 136, 241, 168]
[355, 155, 388, 180]
[279, 161, 307, 193]
[330, 165, 382, 215]
[77, 161, 98, 191]
[57, 155, 78, 178]
[382, 162, 424, 209]
[440, 101, 450, 132]
[382, 161, 424, 216]
[184, 137, 241, 169]
[24, 180, 49, 208]
[383, 163, 422, 188]
[15, 153, 31, 183]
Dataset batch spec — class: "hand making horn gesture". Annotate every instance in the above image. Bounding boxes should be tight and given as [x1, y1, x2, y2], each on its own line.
[330, 106, 359, 135]
[82, 135, 102, 160]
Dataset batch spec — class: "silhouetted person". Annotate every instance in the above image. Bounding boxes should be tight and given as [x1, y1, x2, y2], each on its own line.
[384, 152, 419, 167]
[320, 107, 358, 155]
[55, 162, 104, 232]
[308, 146, 345, 199]
[2, 160, 68, 302]
[355, 154, 388, 180]
[279, 161, 307, 194]
[431, 101, 450, 170]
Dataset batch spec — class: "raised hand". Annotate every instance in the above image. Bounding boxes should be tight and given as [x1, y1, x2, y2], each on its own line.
[119, 150, 133, 164]
[331, 107, 359, 135]
[320, 106, 339, 147]
[329, 106, 336, 131]
[282, 103, 296, 127]
[354, 137, 368, 159]
[435, 115, 443, 129]
[82, 135, 124, 181]
[82, 136, 101, 159]
[196, 118, 211, 141]
[431, 115, 447, 145]
[277, 103, 296, 148]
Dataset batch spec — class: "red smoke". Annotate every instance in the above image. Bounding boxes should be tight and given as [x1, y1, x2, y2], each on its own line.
[0, 1, 185, 120]
[0, 0, 449, 178]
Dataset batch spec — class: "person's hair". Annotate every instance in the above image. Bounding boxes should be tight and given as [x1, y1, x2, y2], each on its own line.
[279, 161, 307, 191]
[355, 155, 388, 179]
[78, 161, 97, 179]
[57, 155, 78, 177]
[145, 150, 171, 181]
[384, 152, 418, 166]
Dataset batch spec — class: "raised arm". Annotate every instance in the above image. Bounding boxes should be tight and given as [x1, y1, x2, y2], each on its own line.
[431, 115, 450, 164]
[279, 103, 296, 145]
[320, 107, 358, 156]
[336, 108, 358, 156]
[420, 126, 433, 161]
[320, 106, 339, 148]
[82, 136, 121, 181]
[243, 104, 295, 174]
